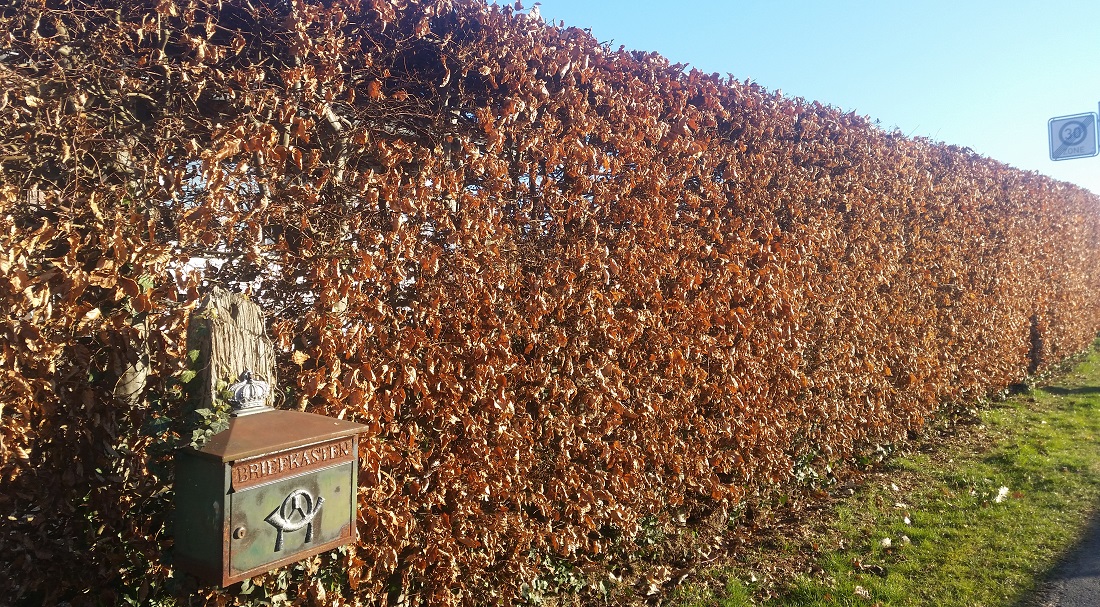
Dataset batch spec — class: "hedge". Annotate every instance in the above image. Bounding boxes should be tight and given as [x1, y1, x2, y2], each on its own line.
[1, 0, 1099, 604]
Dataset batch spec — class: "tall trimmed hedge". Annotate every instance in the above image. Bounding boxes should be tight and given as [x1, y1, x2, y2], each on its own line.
[1, 0, 1099, 603]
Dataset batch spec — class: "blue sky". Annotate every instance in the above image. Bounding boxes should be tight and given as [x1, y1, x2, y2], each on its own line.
[506, 1, 1100, 194]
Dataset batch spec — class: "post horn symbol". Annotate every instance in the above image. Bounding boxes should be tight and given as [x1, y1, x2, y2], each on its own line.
[265, 489, 324, 552]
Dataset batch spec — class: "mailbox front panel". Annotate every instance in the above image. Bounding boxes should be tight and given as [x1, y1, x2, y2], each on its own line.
[228, 461, 356, 582]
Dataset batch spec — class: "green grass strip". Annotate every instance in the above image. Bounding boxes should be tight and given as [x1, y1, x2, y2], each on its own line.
[680, 343, 1100, 607]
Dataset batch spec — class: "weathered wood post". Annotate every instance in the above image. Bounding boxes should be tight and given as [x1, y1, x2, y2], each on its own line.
[186, 287, 277, 412]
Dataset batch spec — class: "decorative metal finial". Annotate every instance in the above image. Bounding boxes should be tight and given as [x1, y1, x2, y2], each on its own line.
[229, 369, 273, 416]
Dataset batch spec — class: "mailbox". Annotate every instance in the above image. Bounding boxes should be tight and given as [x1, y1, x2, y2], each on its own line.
[174, 373, 368, 586]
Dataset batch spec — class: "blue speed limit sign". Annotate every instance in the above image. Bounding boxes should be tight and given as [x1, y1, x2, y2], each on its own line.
[1049, 112, 1097, 161]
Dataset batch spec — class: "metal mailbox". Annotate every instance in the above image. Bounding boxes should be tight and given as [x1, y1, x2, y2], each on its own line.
[174, 375, 368, 586]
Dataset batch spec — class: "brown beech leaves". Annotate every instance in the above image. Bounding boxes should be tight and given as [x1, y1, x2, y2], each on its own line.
[2, 0, 1100, 604]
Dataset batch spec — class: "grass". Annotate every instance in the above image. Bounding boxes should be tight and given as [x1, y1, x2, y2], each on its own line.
[675, 343, 1100, 607]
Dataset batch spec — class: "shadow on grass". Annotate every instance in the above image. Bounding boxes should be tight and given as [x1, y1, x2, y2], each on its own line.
[1039, 386, 1100, 397]
[1012, 501, 1100, 607]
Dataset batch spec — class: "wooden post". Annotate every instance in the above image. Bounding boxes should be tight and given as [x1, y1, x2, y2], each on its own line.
[186, 288, 276, 411]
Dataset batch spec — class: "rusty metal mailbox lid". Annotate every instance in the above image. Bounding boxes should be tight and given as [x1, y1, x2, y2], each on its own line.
[192, 409, 368, 462]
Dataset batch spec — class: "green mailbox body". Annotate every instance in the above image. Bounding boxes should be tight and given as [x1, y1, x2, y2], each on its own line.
[174, 410, 367, 586]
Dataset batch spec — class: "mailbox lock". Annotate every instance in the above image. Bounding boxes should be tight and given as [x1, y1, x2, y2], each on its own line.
[233, 526, 247, 540]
